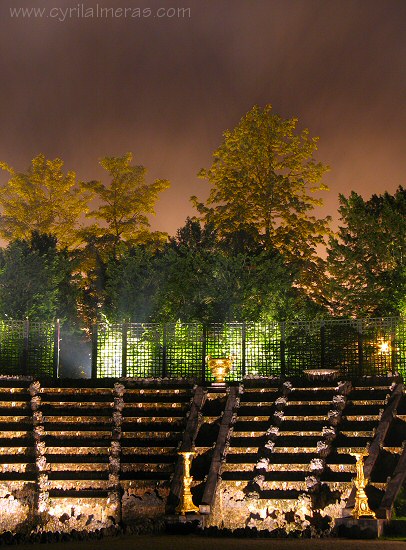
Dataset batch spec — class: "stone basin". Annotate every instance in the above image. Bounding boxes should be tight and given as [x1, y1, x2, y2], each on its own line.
[303, 368, 340, 380]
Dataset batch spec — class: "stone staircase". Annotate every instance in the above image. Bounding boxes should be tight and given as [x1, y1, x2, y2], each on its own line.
[200, 376, 403, 533]
[191, 389, 227, 505]
[0, 375, 404, 537]
[0, 378, 35, 533]
[0, 378, 195, 534]
[120, 382, 193, 520]
[42, 385, 113, 499]
[0, 378, 34, 481]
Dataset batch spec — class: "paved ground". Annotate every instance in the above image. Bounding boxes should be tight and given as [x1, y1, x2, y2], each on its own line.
[10, 535, 406, 550]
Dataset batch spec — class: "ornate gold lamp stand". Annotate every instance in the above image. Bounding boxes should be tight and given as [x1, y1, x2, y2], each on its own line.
[350, 450, 376, 519]
[176, 451, 199, 515]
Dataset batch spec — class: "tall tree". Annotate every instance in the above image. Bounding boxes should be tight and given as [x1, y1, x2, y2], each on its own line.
[0, 155, 90, 248]
[326, 188, 406, 316]
[150, 218, 320, 323]
[0, 232, 76, 322]
[192, 105, 331, 260]
[78, 153, 169, 322]
[81, 153, 170, 254]
[104, 246, 160, 322]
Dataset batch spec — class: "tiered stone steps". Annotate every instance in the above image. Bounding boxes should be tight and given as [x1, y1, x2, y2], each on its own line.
[323, 382, 393, 490]
[221, 385, 279, 485]
[120, 383, 194, 520]
[372, 389, 406, 516]
[0, 379, 34, 481]
[262, 381, 337, 495]
[220, 381, 340, 496]
[120, 386, 192, 482]
[42, 385, 113, 498]
[0, 376, 403, 535]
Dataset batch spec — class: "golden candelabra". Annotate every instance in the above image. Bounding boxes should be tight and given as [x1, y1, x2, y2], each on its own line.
[206, 355, 233, 385]
[176, 451, 199, 515]
[350, 450, 376, 519]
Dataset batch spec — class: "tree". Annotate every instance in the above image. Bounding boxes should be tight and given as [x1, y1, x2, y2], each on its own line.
[104, 246, 161, 322]
[77, 153, 170, 321]
[0, 155, 91, 248]
[192, 105, 331, 261]
[326, 188, 406, 316]
[150, 218, 320, 323]
[0, 232, 76, 322]
[81, 153, 170, 254]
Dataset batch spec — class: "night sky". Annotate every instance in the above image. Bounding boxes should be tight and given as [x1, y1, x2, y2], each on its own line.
[1, 0, 406, 236]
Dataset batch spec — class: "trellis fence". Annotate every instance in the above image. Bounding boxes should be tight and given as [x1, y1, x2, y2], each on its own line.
[0, 319, 59, 377]
[92, 318, 406, 380]
[0, 318, 404, 380]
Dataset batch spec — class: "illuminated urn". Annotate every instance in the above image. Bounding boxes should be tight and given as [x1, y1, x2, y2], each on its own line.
[206, 355, 233, 385]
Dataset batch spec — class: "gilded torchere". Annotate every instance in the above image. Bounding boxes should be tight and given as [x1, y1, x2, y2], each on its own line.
[350, 450, 376, 519]
[176, 451, 199, 515]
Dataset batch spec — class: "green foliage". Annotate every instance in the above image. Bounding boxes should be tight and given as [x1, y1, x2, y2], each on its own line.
[0, 155, 91, 248]
[104, 246, 160, 322]
[0, 232, 76, 322]
[101, 218, 322, 325]
[192, 105, 331, 261]
[81, 153, 170, 251]
[394, 485, 406, 518]
[326, 187, 406, 316]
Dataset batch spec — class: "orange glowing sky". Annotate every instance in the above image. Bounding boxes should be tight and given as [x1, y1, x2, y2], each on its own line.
[1, 0, 406, 237]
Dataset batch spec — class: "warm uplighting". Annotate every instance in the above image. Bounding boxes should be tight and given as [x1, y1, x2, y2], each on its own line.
[379, 340, 391, 354]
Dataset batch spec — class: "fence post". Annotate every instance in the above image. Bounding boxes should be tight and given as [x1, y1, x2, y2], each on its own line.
[280, 321, 286, 379]
[320, 320, 326, 369]
[122, 322, 128, 378]
[357, 319, 363, 377]
[241, 322, 246, 379]
[91, 323, 98, 380]
[22, 317, 29, 376]
[162, 324, 167, 378]
[52, 319, 60, 379]
[391, 320, 396, 375]
[201, 325, 207, 384]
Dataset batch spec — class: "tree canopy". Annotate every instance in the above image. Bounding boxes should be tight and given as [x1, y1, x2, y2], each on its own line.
[0, 155, 90, 248]
[192, 105, 331, 260]
[326, 187, 406, 316]
[81, 153, 170, 253]
[0, 232, 75, 322]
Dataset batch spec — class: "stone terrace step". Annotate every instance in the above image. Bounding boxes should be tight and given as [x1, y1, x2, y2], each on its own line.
[48, 471, 109, 481]
[0, 463, 35, 473]
[121, 446, 177, 455]
[49, 489, 109, 498]
[344, 405, 385, 415]
[281, 420, 328, 430]
[47, 454, 109, 463]
[288, 391, 337, 401]
[350, 388, 390, 397]
[233, 420, 272, 431]
[0, 472, 36, 481]
[283, 415, 327, 421]
[283, 404, 331, 414]
[122, 403, 189, 411]
[269, 436, 321, 447]
[0, 402, 30, 410]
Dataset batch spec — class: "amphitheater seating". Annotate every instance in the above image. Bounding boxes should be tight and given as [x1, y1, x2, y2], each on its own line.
[0, 375, 404, 534]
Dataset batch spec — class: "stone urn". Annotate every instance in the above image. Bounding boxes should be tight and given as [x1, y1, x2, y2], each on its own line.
[206, 355, 233, 385]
